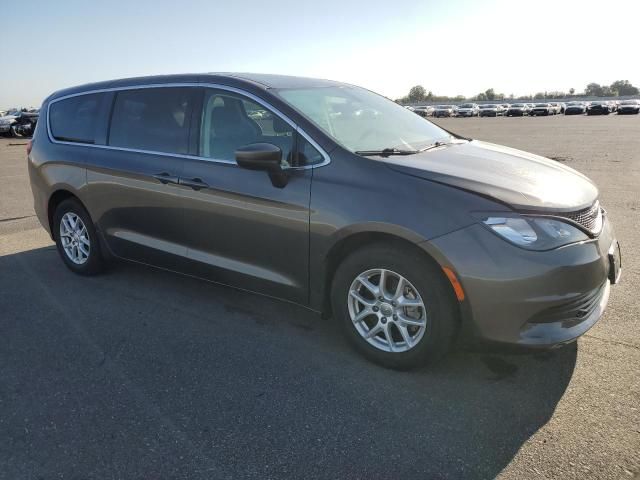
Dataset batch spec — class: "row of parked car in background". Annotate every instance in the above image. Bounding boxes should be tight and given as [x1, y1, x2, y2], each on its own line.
[1, 98, 637, 140]
[408, 99, 640, 118]
[0, 108, 40, 137]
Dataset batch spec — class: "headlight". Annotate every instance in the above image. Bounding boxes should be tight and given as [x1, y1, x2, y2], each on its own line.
[478, 214, 588, 250]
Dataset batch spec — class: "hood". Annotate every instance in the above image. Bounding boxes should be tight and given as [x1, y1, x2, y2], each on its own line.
[384, 140, 598, 212]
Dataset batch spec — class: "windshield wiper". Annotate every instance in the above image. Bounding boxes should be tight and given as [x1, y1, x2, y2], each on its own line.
[355, 148, 419, 157]
[418, 141, 451, 152]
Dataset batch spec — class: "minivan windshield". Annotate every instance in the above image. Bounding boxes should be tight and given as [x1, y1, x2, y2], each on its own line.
[276, 86, 453, 153]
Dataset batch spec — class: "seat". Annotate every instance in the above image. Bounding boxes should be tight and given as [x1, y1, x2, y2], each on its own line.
[209, 99, 260, 160]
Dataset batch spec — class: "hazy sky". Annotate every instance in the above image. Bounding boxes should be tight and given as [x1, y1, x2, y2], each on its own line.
[3, 0, 640, 108]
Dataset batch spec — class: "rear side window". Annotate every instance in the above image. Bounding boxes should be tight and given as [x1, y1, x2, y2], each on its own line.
[49, 93, 104, 144]
[108, 88, 194, 154]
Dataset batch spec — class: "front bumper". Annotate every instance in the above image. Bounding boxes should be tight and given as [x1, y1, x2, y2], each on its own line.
[426, 215, 618, 347]
[0, 124, 11, 133]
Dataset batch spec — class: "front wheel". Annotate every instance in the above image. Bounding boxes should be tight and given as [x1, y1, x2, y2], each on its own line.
[331, 244, 458, 369]
[53, 198, 105, 275]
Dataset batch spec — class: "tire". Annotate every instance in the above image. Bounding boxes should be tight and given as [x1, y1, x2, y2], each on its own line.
[53, 198, 105, 275]
[331, 244, 458, 369]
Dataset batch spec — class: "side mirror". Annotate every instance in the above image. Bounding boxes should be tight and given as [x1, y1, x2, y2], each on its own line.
[235, 143, 289, 188]
[235, 143, 282, 171]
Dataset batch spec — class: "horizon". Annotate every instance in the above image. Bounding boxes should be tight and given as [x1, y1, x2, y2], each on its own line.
[3, 0, 640, 108]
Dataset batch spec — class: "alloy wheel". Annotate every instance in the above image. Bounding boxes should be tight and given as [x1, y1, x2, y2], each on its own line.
[59, 212, 90, 265]
[347, 268, 427, 353]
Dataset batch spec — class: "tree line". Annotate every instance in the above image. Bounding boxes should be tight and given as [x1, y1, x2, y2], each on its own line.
[397, 80, 640, 104]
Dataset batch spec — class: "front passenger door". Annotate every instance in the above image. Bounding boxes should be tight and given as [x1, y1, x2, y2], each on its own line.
[178, 88, 312, 304]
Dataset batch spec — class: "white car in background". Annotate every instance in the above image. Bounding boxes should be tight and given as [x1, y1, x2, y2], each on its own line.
[456, 103, 479, 117]
[478, 104, 504, 117]
[413, 105, 434, 117]
[433, 105, 456, 117]
[549, 103, 562, 114]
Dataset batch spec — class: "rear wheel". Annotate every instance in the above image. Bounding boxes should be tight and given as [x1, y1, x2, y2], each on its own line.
[53, 198, 105, 275]
[331, 244, 458, 369]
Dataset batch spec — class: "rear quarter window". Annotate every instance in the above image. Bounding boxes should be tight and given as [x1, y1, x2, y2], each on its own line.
[49, 93, 105, 143]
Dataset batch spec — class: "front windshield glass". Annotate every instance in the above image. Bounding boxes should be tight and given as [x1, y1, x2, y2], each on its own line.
[459, 104, 474, 108]
[479, 105, 493, 109]
[277, 86, 452, 152]
[621, 100, 638, 105]
[512, 104, 525, 107]
[535, 103, 549, 107]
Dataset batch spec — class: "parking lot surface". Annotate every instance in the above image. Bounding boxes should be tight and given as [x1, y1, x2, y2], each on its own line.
[1, 115, 638, 479]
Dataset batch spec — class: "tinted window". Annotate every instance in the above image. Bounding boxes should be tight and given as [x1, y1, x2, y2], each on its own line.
[49, 93, 104, 143]
[200, 90, 294, 165]
[109, 88, 194, 154]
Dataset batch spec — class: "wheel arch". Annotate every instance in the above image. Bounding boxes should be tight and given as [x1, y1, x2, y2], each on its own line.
[47, 189, 84, 235]
[320, 229, 461, 324]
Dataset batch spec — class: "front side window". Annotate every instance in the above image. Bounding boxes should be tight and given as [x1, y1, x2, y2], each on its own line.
[298, 135, 324, 165]
[277, 85, 451, 153]
[200, 90, 294, 165]
[108, 87, 194, 154]
[49, 93, 105, 144]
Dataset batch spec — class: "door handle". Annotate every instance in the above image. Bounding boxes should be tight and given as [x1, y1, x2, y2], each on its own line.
[152, 172, 179, 185]
[179, 177, 209, 191]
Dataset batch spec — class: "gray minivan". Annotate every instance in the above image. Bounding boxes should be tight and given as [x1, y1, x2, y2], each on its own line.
[28, 73, 621, 368]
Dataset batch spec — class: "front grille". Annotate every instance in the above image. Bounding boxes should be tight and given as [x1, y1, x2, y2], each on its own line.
[529, 282, 605, 326]
[559, 201, 602, 234]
